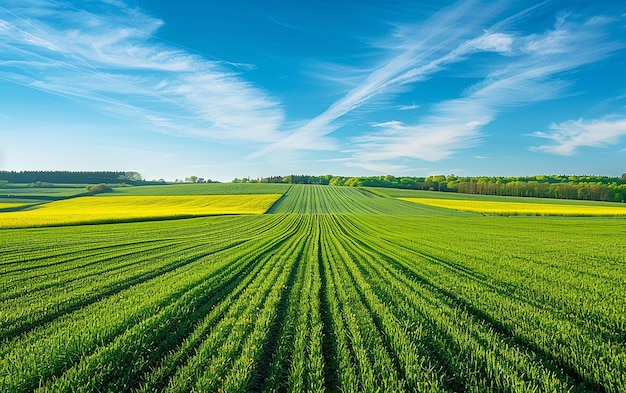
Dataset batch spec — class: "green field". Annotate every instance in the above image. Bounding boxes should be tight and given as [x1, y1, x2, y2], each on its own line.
[109, 183, 291, 196]
[0, 184, 88, 197]
[1, 185, 625, 392]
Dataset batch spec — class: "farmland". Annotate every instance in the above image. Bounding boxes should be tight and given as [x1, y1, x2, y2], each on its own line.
[399, 197, 626, 216]
[1, 184, 625, 392]
[0, 194, 282, 228]
[0, 202, 28, 210]
[108, 183, 290, 196]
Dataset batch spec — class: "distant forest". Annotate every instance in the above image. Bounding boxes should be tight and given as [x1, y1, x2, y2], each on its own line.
[3, 171, 626, 203]
[237, 174, 626, 203]
[0, 171, 144, 185]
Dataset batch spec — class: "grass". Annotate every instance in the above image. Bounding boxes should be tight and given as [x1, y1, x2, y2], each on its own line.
[0, 184, 88, 197]
[399, 197, 626, 216]
[268, 184, 461, 215]
[0, 194, 282, 228]
[1, 185, 624, 392]
[0, 182, 291, 198]
[110, 183, 291, 195]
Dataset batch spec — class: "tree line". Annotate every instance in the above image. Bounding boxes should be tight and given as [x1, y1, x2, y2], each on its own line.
[3, 170, 624, 202]
[0, 171, 143, 185]
[233, 175, 333, 185]
[237, 174, 626, 203]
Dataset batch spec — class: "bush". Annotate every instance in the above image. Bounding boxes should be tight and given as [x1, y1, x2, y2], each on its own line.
[29, 181, 52, 187]
[86, 184, 113, 194]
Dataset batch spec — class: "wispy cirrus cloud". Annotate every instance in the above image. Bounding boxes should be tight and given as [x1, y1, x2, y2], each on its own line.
[531, 116, 626, 155]
[396, 104, 419, 111]
[251, 0, 624, 171]
[0, 0, 283, 143]
[348, 6, 624, 170]
[252, 0, 520, 158]
[344, 158, 412, 174]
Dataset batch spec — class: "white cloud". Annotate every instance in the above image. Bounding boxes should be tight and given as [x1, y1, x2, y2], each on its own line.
[2, 0, 624, 174]
[351, 98, 490, 166]
[344, 159, 409, 174]
[0, 0, 284, 143]
[253, 0, 520, 157]
[523, 29, 571, 55]
[254, 1, 622, 161]
[468, 33, 513, 53]
[349, 10, 624, 168]
[531, 116, 626, 155]
[396, 104, 419, 111]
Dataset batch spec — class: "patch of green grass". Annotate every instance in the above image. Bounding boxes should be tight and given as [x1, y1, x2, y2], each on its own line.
[269, 184, 465, 215]
[110, 183, 291, 196]
[0, 185, 87, 198]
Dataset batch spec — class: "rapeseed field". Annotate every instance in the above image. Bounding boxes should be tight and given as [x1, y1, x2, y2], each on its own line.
[0, 194, 282, 228]
[399, 197, 626, 216]
[0, 202, 27, 210]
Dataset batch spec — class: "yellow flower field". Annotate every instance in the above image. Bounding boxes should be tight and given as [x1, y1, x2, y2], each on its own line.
[0, 194, 282, 228]
[399, 197, 626, 216]
[0, 203, 28, 210]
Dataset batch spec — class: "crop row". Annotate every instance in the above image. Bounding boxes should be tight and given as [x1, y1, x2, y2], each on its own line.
[1, 185, 624, 391]
[332, 213, 626, 391]
[268, 184, 454, 216]
[0, 214, 293, 391]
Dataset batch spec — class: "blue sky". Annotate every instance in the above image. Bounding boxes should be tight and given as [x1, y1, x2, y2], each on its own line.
[1, 0, 625, 181]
